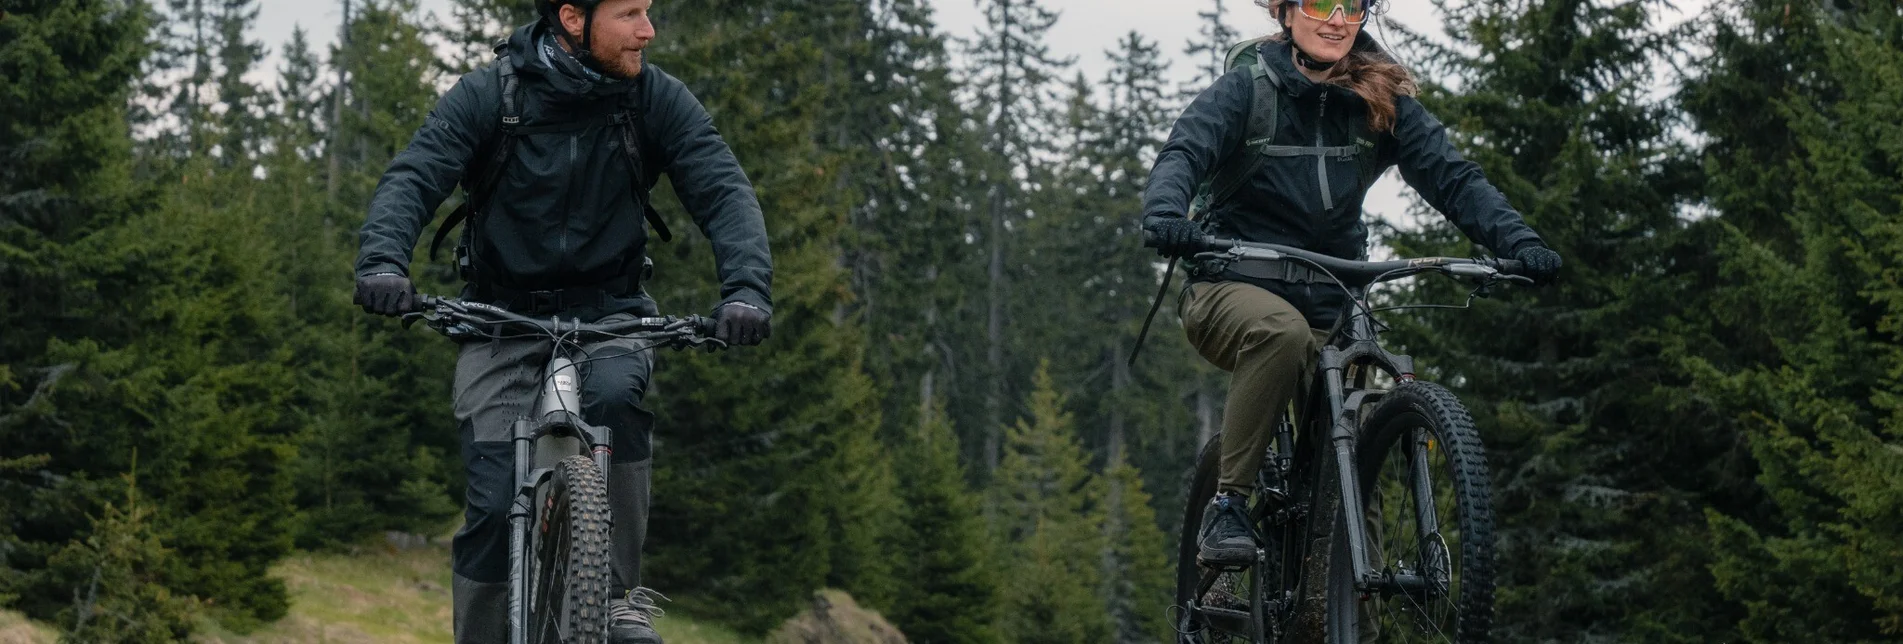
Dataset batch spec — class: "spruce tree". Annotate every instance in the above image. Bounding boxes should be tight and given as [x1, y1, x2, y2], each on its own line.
[1099, 455, 1172, 643]
[45, 481, 194, 641]
[442, 0, 536, 73]
[1381, 0, 1718, 637]
[156, 0, 217, 156]
[633, 0, 903, 631]
[1183, 0, 1242, 97]
[211, 0, 267, 165]
[842, 0, 987, 457]
[33, 158, 304, 629]
[287, 0, 461, 547]
[888, 401, 1002, 644]
[273, 28, 326, 160]
[988, 363, 1110, 643]
[1682, 0, 1903, 637]
[965, 0, 1071, 472]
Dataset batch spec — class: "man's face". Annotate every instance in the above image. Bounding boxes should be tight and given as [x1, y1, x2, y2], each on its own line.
[561, 0, 655, 80]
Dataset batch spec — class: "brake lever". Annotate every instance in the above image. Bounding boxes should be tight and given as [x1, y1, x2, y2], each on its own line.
[400, 312, 426, 330]
[672, 334, 728, 353]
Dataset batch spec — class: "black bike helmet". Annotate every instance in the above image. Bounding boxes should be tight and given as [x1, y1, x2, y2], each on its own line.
[539, 0, 608, 71]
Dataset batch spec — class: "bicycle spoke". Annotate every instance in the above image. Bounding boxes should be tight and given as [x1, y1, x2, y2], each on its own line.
[1366, 418, 1468, 642]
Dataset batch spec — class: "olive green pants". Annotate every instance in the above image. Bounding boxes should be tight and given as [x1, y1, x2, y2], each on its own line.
[1182, 281, 1328, 496]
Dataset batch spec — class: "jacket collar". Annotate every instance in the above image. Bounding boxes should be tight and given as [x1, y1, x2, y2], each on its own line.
[504, 22, 641, 103]
[1260, 32, 1387, 99]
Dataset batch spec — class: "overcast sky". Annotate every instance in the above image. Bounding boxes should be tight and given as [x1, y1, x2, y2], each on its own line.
[245, 0, 1467, 227]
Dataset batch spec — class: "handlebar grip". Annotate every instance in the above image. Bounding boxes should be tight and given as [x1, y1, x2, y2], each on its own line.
[1141, 223, 1222, 254]
[692, 315, 718, 337]
[1494, 258, 1526, 275]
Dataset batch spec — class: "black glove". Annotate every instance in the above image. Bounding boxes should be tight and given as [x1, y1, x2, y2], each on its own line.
[1143, 215, 1206, 257]
[714, 301, 771, 346]
[354, 273, 416, 316]
[1513, 244, 1563, 284]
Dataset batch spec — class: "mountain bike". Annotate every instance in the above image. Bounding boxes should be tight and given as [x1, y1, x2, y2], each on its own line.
[1161, 238, 1531, 644]
[403, 295, 719, 644]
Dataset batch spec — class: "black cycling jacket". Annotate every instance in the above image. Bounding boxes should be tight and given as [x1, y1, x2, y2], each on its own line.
[1144, 35, 1541, 327]
[356, 22, 772, 317]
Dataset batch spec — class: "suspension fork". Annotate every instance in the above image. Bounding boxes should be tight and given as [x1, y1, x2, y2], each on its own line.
[1319, 345, 1381, 589]
[508, 416, 534, 644]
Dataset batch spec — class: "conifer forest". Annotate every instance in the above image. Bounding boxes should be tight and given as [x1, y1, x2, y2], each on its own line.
[3, 0, 1902, 641]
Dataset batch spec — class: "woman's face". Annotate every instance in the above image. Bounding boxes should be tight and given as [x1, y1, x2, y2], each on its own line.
[1278, 0, 1362, 64]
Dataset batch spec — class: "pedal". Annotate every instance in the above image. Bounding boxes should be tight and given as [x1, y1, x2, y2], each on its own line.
[1196, 555, 1253, 572]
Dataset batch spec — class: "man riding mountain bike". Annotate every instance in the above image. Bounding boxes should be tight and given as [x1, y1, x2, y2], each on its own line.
[353, 0, 772, 642]
[1143, 0, 1561, 572]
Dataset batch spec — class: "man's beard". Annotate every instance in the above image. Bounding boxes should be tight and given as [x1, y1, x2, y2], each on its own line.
[592, 48, 643, 80]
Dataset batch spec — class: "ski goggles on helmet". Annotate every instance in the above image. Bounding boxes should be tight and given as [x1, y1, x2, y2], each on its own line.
[1256, 0, 1374, 24]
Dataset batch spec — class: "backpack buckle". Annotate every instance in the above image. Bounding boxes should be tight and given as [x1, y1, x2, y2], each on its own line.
[455, 244, 476, 283]
[528, 290, 562, 314]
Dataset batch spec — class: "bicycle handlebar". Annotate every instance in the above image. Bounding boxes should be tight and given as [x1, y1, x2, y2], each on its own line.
[401, 294, 722, 348]
[1142, 229, 1530, 287]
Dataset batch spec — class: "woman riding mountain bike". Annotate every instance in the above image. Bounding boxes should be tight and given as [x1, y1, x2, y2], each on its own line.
[1141, 0, 1561, 597]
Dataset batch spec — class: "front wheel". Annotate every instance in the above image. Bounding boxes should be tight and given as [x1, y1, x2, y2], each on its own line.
[1339, 381, 1496, 643]
[528, 455, 615, 644]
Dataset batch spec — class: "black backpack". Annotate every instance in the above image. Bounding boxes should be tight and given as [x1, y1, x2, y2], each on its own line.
[428, 49, 673, 283]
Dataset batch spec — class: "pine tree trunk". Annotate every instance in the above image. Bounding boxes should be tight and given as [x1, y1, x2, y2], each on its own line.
[1108, 346, 1129, 465]
[918, 369, 935, 431]
[326, 0, 350, 202]
[985, 182, 1005, 472]
[982, 0, 1014, 474]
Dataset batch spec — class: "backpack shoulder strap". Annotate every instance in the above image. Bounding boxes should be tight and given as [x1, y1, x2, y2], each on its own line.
[1223, 37, 1272, 70]
[613, 98, 673, 242]
[1351, 110, 1381, 195]
[1202, 60, 1282, 216]
[430, 56, 522, 260]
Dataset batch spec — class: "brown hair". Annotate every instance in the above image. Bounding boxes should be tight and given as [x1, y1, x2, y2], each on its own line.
[1267, 32, 1419, 132]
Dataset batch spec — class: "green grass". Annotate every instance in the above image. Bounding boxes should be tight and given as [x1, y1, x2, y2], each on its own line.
[3, 539, 757, 644]
[192, 544, 457, 643]
[195, 541, 758, 644]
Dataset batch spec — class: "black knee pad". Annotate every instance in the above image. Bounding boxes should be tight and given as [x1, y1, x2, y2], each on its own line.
[579, 353, 655, 463]
[453, 419, 514, 583]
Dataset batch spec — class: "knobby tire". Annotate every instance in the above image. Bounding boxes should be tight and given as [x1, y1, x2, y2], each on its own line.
[529, 455, 615, 644]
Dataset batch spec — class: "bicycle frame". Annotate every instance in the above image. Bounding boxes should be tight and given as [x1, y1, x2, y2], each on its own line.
[1200, 240, 1495, 600]
[1172, 238, 1524, 642]
[402, 296, 715, 644]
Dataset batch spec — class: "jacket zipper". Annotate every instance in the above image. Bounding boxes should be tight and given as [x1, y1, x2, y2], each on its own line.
[560, 134, 576, 265]
[1316, 92, 1334, 212]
